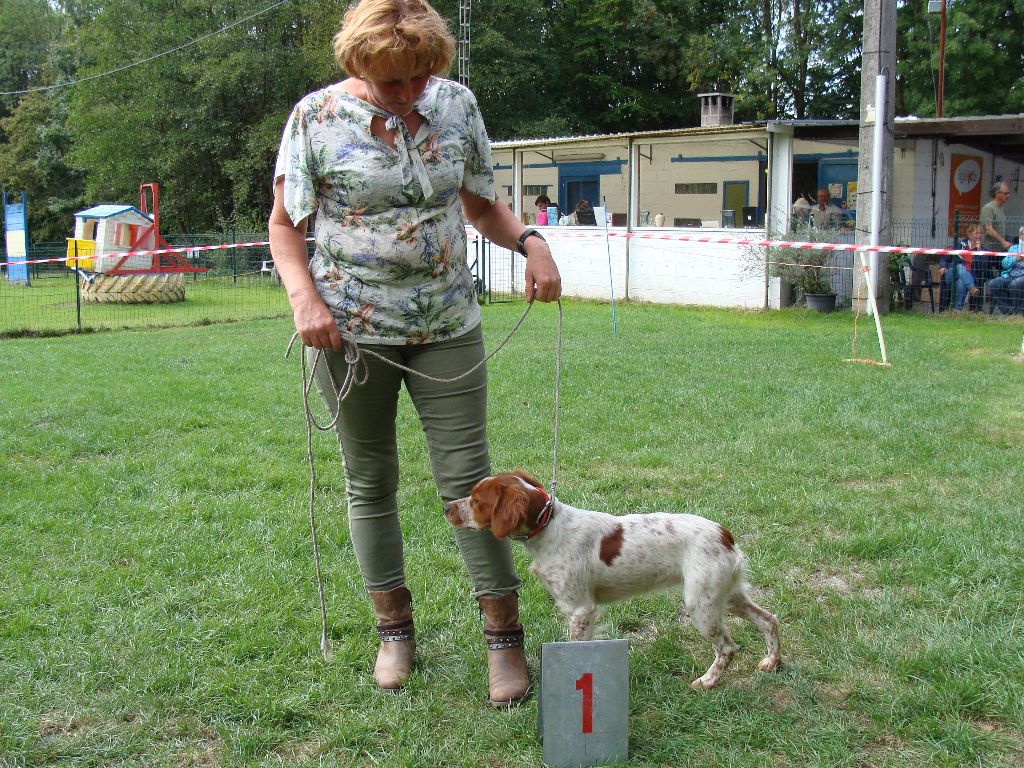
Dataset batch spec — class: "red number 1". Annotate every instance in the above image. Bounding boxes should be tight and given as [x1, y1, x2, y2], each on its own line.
[576, 672, 593, 734]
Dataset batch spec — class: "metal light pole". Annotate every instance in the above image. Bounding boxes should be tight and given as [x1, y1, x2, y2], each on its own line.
[928, 0, 948, 117]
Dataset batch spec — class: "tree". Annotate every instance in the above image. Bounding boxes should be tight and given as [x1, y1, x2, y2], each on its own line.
[897, 0, 1024, 117]
[67, 0, 333, 232]
[0, 91, 86, 241]
[0, 2, 84, 242]
[714, 0, 861, 121]
[0, 0, 60, 118]
[538, 0, 728, 134]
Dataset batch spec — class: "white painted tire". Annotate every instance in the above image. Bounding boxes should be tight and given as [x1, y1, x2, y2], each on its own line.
[82, 273, 186, 304]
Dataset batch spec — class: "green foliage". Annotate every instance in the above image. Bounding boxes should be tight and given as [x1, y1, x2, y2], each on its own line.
[0, 0, 59, 115]
[2, 0, 1023, 240]
[0, 91, 86, 241]
[897, 0, 1024, 117]
[66, 0, 334, 233]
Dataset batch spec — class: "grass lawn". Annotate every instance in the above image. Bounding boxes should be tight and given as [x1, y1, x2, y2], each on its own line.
[1, 302, 1022, 767]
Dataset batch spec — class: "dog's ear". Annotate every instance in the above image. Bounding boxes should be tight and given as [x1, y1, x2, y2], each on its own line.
[470, 477, 504, 529]
[490, 483, 530, 539]
[512, 470, 545, 492]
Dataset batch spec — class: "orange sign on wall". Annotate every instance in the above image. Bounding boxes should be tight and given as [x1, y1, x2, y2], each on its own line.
[948, 154, 983, 236]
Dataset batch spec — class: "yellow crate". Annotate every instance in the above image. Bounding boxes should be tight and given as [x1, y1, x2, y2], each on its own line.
[66, 238, 95, 270]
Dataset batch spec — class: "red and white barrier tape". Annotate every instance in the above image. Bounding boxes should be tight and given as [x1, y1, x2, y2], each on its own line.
[473, 227, 1012, 258]
[0, 240, 280, 269]
[2, 230, 1010, 270]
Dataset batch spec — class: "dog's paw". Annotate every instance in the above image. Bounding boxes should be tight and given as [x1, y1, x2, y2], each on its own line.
[758, 654, 781, 673]
[690, 675, 718, 691]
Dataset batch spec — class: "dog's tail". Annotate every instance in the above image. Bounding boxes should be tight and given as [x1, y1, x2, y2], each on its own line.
[729, 545, 751, 596]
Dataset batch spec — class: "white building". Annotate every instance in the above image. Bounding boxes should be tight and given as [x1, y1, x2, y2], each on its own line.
[486, 108, 1024, 308]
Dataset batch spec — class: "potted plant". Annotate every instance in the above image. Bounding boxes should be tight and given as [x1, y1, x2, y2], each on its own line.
[743, 223, 838, 311]
[789, 248, 837, 312]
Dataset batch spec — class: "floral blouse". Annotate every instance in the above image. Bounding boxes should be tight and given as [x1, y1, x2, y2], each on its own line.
[275, 77, 494, 345]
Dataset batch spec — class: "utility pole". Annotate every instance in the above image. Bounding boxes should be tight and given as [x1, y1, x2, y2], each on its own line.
[854, 0, 896, 314]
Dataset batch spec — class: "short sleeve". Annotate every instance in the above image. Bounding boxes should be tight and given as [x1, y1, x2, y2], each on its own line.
[274, 104, 318, 226]
[461, 90, 495, 202]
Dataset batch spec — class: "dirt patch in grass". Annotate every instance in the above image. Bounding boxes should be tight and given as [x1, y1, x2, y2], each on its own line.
[969, 718, 1024, 756]
[268, 740, 322, 764]
[176, 732, 224, 767]
[791, 566, 883, 598]
[37, 713, 93, 739]
[619, 616, 659, 643]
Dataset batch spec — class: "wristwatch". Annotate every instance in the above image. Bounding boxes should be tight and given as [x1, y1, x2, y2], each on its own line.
[516, 228, 546, 256]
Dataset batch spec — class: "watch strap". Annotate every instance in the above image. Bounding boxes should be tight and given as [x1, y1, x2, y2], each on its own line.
[516, 228, 546, 256]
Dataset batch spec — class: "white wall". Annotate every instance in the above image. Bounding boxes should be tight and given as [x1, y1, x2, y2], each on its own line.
[485, 225, 769, 308]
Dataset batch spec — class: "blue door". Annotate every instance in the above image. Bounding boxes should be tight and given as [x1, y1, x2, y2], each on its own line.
[561, 176, 600, 218]
[818, 160, 857, 224]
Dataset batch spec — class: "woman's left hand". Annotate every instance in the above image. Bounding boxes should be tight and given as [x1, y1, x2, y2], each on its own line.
[459, 189, 561, 302]
[523, 241, 561, 303]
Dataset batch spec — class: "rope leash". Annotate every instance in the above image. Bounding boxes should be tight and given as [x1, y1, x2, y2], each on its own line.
[284, 299, 563, 659]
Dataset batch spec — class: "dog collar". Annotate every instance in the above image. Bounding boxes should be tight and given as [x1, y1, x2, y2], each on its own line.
[527, 491, 554, 540]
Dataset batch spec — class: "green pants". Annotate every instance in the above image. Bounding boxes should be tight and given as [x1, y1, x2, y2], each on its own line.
[310, 324, 520, 598]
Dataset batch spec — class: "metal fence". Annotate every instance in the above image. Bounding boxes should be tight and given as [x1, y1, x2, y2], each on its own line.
[0, 232, 521, 337]
[3, 218, 1020, 336]
[804, 216, 1023, 311]
[0, 234, 294, 337]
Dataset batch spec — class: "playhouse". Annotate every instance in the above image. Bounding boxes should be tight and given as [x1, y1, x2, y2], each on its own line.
[65, 183, 204, 303]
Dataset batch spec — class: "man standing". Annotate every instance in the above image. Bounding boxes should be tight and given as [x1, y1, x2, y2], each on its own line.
[981, 182, 1012, 251]
[977, 182, 1012, 282]
[811, 187, 844, 230]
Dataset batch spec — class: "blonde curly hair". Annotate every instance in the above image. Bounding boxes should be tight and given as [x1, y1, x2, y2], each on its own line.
[334, 0, 455, 79]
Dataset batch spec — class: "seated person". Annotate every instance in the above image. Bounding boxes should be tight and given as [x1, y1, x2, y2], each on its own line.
[573, 199, 598, 226]
[535, 194, 553, 226]
[939, 225, 982, 310]
[986, 227, 1024, 315]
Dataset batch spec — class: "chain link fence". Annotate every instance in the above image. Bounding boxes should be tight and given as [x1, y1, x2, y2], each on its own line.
[0, 234, 294, 337]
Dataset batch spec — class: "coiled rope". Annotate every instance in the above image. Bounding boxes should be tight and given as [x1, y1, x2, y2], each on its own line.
[285, 300, 563, 659]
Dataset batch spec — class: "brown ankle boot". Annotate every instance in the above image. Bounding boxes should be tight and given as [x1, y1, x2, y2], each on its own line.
[368, 586, 415, 690]
[478, 593, 530, 706]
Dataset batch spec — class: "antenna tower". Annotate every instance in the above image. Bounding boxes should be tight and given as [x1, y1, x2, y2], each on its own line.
[457, 0, 472, 86]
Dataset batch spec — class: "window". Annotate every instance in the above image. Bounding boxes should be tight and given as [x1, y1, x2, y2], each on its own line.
[503, 185, 551, 198]
[675, 182, 718, 195]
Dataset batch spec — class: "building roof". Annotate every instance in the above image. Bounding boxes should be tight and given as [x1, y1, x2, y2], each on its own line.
[891, 114, 1024, 164]
[490, 123, 768, 151]
[490, 114, 1024, 163]
[75, 204, 153, 221]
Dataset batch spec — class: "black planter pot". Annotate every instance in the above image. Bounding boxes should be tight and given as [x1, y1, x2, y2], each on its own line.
[805, 292, 837, 312]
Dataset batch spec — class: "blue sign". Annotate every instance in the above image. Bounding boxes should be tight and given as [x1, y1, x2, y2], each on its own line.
[3, 192, 31, 285]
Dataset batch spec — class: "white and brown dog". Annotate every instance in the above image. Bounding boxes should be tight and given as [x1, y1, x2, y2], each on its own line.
[444, 471, 781, 690]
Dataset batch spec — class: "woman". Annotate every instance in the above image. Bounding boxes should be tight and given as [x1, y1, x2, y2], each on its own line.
[987, 226, 1024, 315]
[573, 199, 597, 226]
[534, 194, 552, 225]
[268, 0, 560, 705]
[940, 225, 981, 310]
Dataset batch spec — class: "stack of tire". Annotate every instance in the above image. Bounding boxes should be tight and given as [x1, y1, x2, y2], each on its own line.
[82, 273, 185, 303]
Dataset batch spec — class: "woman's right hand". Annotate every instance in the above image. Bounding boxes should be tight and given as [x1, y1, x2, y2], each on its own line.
[292, 290, 343, 350]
